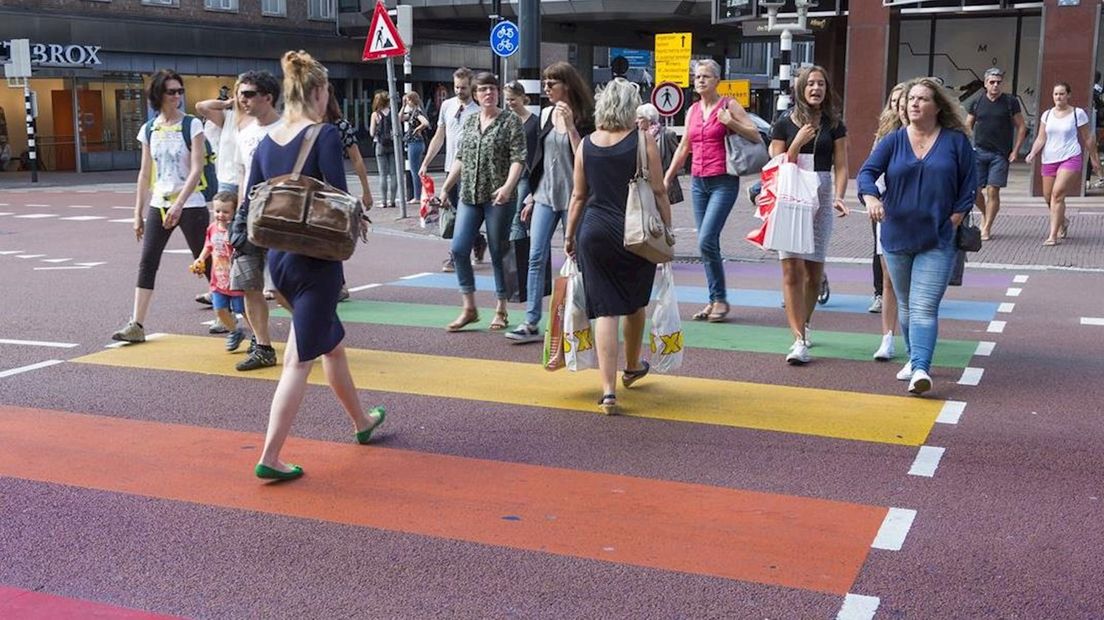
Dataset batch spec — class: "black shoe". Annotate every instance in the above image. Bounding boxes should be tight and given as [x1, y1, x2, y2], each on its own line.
[195, 292, 213, 306]
[246, 335, 257, 355]
[473, 234, 487, 263]
[225, 329, 245, 352]
[236, 345, 277, 371]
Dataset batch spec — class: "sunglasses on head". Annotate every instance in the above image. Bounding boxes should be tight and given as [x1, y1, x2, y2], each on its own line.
[165, 88, 185, 96]
[239, 90, 260, 99]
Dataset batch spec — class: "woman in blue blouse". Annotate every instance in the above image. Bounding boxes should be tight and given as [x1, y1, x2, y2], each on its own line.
[858, 77, 977, 396]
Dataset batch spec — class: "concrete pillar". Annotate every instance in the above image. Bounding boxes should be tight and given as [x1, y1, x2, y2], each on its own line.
[842, 2, 892, 175]
[1034, 0, 1100, 196]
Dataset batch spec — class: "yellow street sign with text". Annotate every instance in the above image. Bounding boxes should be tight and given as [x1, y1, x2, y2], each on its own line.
[655, 32, 692, 88]
[717, 80, 751, 107]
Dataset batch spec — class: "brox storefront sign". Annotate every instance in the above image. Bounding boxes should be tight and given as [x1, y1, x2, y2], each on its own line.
[0, 41, 103, 68]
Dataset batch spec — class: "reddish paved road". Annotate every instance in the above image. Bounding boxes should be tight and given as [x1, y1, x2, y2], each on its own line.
[0, 184, 1102, 618]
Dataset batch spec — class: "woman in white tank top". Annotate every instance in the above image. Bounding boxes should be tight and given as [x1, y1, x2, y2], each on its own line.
[1026, 82, 1103, 245]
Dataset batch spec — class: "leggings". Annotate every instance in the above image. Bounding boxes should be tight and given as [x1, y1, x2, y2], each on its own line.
[136, 206, 209, 289]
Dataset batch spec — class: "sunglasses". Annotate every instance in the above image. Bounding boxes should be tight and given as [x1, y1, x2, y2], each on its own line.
[543, 80, 561, 88]
[165, 88, 185, 96]
[239, 90, 259, 99]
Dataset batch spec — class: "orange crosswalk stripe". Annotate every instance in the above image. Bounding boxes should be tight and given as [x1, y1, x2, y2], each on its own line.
[0, 405, 887, 595]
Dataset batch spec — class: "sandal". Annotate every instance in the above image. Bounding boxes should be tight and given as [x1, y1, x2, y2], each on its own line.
[692, 303, 713, 321]
[489, 311, 509, 331]
[707, 301, 730, 323]
[598, 394, 618, 416]
[622, 361, 650, 388]
[446, 310, 479, 332]
[1042, 239, 1058, 247]
[1059, 218, 1070, 239]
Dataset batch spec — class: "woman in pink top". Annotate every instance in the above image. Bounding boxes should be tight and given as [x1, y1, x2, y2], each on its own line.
[663, 59, 761, 322]
[1026, 81, 1103, 245]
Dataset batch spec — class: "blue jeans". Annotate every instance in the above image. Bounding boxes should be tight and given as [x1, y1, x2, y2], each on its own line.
[375, 145, 398, 204]
[884, 244, 957, 373]
[690, 174, 739, 302]
[407, 140, 426, 200]
[451, 199, 515, 298]
[524, 202, 567, 326]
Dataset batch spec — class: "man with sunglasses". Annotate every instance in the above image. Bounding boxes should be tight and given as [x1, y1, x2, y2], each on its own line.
[966, 67, 1026, 241]
[419, 67, 484, 272]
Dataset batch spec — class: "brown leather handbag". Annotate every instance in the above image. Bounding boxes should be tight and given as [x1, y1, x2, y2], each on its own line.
[246, 123, 366, 262]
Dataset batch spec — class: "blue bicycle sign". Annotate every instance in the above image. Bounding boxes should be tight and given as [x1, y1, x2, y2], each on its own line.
[490, 20, 520, 58]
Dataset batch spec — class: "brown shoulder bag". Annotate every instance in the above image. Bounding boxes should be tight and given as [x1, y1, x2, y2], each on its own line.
[247, 123, 366, 262]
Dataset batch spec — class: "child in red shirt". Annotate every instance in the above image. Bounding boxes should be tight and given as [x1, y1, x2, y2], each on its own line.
[191, 192, 247, 351]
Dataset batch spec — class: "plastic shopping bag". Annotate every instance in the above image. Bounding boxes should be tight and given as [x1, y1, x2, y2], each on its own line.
[746, 154, 786, 248]
[562, 259, 596, 372]
[418, 174, 438, 228]
[648, 263, 684, 373]
[542, 261, 570, 371]
[762, 160, 820, 255]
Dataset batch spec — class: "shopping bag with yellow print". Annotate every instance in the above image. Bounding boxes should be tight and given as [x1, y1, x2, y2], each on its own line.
[563, 258, 596, 372]
[649, 263, 684, 373]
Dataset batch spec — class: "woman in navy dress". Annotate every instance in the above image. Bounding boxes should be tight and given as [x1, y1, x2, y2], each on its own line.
[564, 78, 672, 415]
[245, 50, 385, 480]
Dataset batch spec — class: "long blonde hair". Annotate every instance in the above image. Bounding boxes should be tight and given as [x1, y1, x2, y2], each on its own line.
[280, 50, 328, 121]
[904, 77, 969, 134]
[874, 82, 907, 140]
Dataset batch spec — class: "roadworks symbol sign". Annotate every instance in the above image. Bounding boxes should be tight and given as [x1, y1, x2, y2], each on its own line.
[362, 1, 408, 61]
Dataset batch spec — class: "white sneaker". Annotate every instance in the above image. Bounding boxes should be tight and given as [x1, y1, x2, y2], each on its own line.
[896, 361, 913, 381]
[908, 369, 932, 395]
[873, 332, 895, 361]
[786, 339, 810, 365]
[803, 324, 813, 347]
[868, 295, 883, 313]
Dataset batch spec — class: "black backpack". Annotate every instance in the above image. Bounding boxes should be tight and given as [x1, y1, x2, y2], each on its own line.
[376, 112, 394, 152]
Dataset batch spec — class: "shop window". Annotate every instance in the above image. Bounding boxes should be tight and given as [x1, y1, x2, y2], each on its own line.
[308, 0, 336, 21]
[141, 0, 179, 6]
[204, 0, 238, 11]
[262, 0, 286, 17]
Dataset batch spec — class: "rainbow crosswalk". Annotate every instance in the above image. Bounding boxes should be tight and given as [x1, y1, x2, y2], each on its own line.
[1, 261, 1006, 618]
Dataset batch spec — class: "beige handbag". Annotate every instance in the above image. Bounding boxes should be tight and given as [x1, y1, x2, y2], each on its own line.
[247, 123, 366, 262]
[624, 130, 674, 263]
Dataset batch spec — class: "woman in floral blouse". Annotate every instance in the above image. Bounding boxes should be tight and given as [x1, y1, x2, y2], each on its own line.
[437, 72, 527, 331]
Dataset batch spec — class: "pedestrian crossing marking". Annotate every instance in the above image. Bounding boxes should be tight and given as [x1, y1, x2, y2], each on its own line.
[0, 405, 889, 595]
[72, 334, 946, 446]
[279, 300, 981, 368]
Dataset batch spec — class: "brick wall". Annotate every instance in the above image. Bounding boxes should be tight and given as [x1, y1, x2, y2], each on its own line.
[10, 0, 334, 33]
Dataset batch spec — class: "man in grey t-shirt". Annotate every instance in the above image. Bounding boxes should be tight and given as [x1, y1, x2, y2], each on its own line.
[966, 67, 1026, 240]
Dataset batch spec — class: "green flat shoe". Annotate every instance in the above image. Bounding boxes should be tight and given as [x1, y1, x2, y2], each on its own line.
[254, 463, 304, 480]
[355, 407, 387, 445]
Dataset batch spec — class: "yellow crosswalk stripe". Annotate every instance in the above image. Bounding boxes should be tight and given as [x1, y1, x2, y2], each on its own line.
[73, 334, 943, 446]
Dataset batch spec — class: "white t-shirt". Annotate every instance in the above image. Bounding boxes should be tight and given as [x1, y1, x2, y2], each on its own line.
[1041, 107, 1089, 164]
[137, 116, 207, 208]
[236, 116, 284, 193]
[437, 96, 478, 171]
[214, 108, 241, 185]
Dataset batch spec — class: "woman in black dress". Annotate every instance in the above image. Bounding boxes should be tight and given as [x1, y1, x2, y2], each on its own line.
[564, 78, 672, 415]
[247, 51, 385, 481]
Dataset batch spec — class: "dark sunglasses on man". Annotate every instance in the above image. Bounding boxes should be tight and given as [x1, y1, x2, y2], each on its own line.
[239, 90, 261, 99]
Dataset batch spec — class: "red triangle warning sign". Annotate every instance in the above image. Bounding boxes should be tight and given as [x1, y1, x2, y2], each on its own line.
[362, 1, 407, 61]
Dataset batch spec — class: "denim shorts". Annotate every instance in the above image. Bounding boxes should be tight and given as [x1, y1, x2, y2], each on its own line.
[975, 148, 1010, 188]
[212, 291, 245, 313]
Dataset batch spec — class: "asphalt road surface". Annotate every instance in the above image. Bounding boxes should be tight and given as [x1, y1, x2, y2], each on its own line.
[0, 185, 1101, 619]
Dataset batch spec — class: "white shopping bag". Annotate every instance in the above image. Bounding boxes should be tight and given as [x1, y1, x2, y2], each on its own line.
[763, 161, 820, 255]
[563, 258, 596, 371]
[648, 263, 684, 373]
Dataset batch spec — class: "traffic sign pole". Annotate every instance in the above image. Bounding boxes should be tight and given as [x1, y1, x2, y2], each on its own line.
[386, 56, 407, 218]
[361, 1, 410, 217]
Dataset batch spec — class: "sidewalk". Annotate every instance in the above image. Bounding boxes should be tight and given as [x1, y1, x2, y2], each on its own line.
[5, 162, 1102, 268]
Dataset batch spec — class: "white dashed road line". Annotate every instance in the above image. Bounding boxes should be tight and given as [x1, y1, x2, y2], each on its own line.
[348, 283, 382, 292]
[1005, 287, 1022, 297]
[837, 594, 880, 620]
[974, 341, 996, 356]
[60, 216, 107, 221]
[14, 214, 57, 219]
[987, 320, 1006, 333]
[0, 360, 64, 379]
[40, 258, 72, 263]
[1081, 317, 1104, 326]
[871, 507, 916, 551]
[0, 339, 78, 348]
[16, 254, 46, 259]
[997, 302, 1015, 313]
[936, 400, 966, 424]
[958, 367, 984, 386]
[909, 446, 946, 477]
[1013, 274, 1029, 283]
[399, 272, 433, 280]
[0, 250, 25, 255]
[24, 203, 51, 207]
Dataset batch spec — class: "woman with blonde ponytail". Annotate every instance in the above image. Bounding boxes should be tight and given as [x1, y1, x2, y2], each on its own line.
[247, 50, 385, 481]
